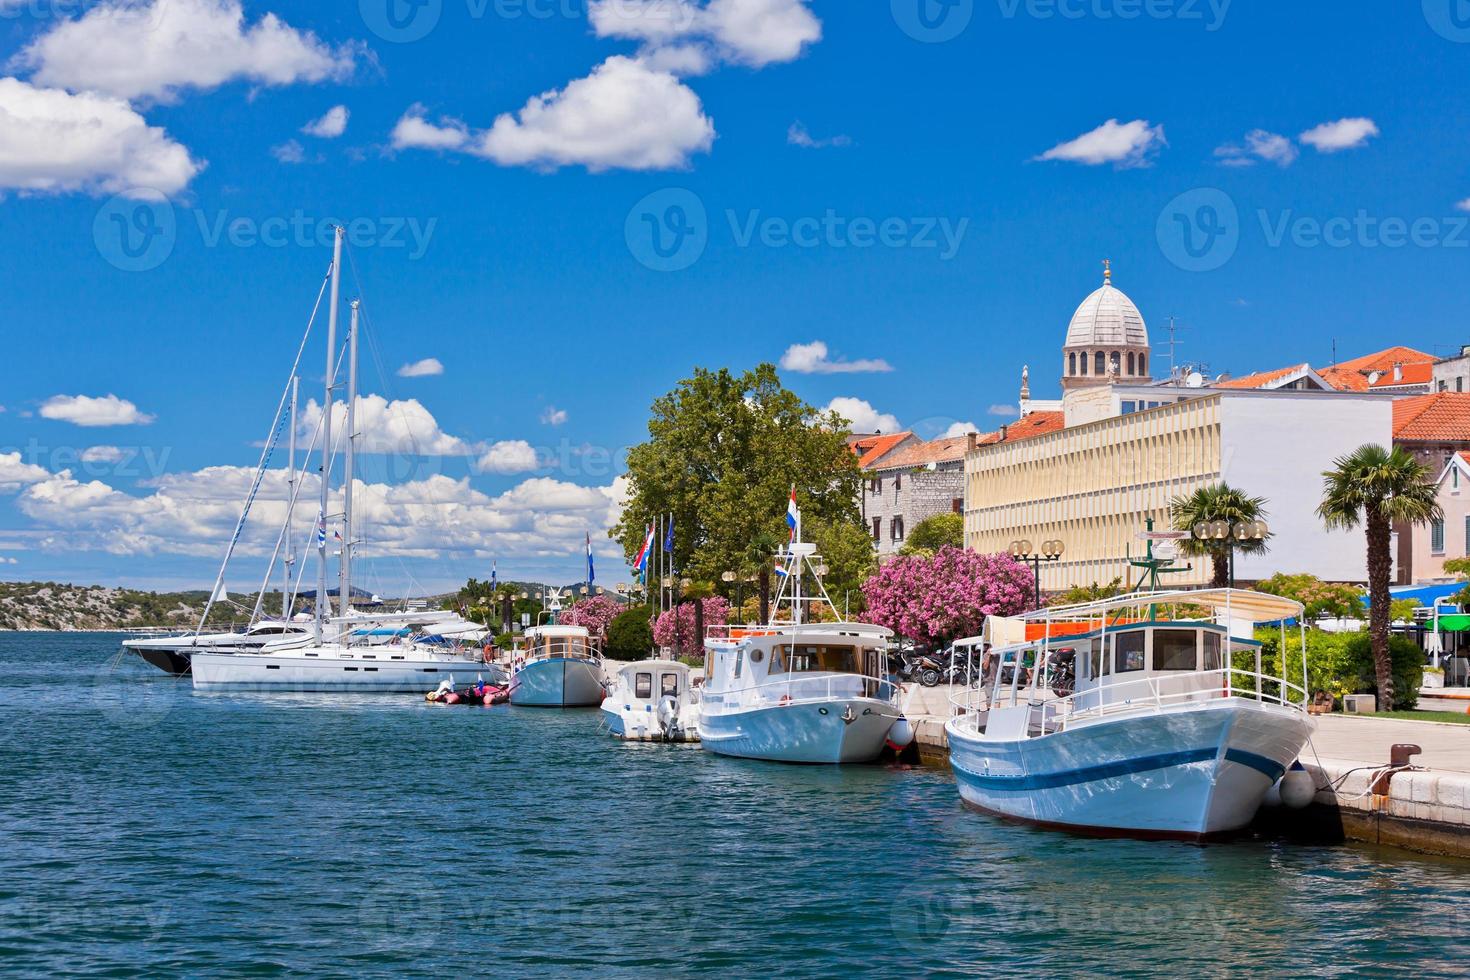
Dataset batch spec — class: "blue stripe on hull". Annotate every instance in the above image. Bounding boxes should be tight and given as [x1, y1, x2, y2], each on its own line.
[953, 747, 1216, 791]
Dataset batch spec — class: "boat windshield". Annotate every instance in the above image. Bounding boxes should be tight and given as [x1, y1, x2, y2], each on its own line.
[768, 643, 881, 677]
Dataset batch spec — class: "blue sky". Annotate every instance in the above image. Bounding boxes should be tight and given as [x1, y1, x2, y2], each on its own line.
[0, 0, 1467, 594]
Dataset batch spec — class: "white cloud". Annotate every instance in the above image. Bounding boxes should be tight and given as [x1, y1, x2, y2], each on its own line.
[80, 446, 126, 463]
[0, 78, 201, 196]
[1456, 198, 1470, 214]
[823, 397, 900, 434]
[39, 394, 155, 427]
[1036, 118, 1166, 169]
[779, 341, 892, 375]
[1214, 129, 1298, 168]
[17, 459, 625, 564]
[270, 139, 306, 164]
[987, 404, 1020, 418]
[396, 357, 444, 378]
[0, 451, 50, 492]
[475, 56, 715, 172]
[475, 440, 540, 474]
[0, 557, 15, 565]
[787, 121, 850, 149]
[18, 0, 359, 103]
[942, 421, 979, 438]
[302, 104, 348, 139]
[389, 105, 471, 151]
[540, 406, 569, 426]
[1299, 117, 1379, 153]
[297, 394, 476, 456]
[590, 0, 821, 70]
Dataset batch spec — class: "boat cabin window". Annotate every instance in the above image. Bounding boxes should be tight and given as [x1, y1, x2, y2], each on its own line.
[661, 673, 679, 696]
[1086, 637, 1105, 680]
[1114, 631, 1145, 673]
[635, 672, 653, 698]
[772, 645, 859, 674]
[768, 648, 784, 673]
[734, 651, 744, 679]
[1202, 631, 1222, 670]
[1154, 629, 1198, 671]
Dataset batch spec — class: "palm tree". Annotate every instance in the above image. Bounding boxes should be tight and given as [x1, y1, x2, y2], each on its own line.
[1170, 483, 1271, 587]
[744, 530, 783, 624]
[1317, 445, 1440, 711]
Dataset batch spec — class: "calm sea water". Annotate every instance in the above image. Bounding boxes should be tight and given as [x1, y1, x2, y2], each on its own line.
[1, 632, 1466, 977]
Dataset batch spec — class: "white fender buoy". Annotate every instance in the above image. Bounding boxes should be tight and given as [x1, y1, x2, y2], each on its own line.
[886, 717, 915, 749]
[1280, 762, 1315, 810]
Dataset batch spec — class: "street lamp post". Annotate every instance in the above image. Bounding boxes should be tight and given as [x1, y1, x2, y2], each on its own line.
[1191, 519, 1268, 588]
[1010, 539, 1065, 610]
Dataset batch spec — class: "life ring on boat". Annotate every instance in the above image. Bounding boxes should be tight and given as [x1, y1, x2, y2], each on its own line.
[779, 694, 792, 706]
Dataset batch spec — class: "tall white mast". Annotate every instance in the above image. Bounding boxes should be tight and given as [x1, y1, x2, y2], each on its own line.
[283, 374, 298, 620]
[339, 299, 359, 618]
[316, 225, 343, 640]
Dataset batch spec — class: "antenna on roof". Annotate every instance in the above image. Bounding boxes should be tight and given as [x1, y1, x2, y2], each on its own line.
[1165, 315, 1184, 380]
[1331, 338, 1337, 366]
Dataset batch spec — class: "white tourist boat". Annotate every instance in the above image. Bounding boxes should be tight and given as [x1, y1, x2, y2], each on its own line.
[600, 658, 700, 741]
[508, 624, 606, 707]
[945, 588, 1314, 840]
[697, 515, 913, 764]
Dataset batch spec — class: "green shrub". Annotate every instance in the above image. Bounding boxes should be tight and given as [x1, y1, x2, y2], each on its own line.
[493, 631, 515, 650]
[605, 607, 654, 661]
[1245, 628, 1422, 710]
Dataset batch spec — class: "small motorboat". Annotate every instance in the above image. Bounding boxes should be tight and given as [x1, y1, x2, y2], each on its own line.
[425, 676, 509, 706]
[600, 659, 701, 742]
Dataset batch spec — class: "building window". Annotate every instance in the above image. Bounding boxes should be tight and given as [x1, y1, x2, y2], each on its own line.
[1432, 518, 1445, 555]
[1121, 400, 1137, 415]
[891, 517, 905, 542]
[894, 472, 902, 492]
[870, 477, 882, 495]
[952, 498, 963, 514]
[1464, 515, 1470, 555]
[1454, 467, 1460, 491]
[1440, 380, 1449, 392]
[1127, 352, 1136, 375]
[872, 517, 881, 542]
[1069, 352, 1077, 375]
[1110, 351, 1121, 375]
[1079, 352, 1088, 376]
[1094, 351, 1105, 375]
[1139, 353, 1147, 375]
[1459, 377, 1465, 392]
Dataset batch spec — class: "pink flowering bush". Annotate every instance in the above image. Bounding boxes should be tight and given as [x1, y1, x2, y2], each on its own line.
[559, 595, 622, 639]
[861, 546, 1034, 647]
[653, 596, 730, 655]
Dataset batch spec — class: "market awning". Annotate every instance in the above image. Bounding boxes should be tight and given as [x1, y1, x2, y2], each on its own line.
[1363, 582, 1464, 608]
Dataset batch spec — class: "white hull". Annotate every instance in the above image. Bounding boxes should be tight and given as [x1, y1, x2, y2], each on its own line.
[191, 648, 491, 692]
[946, 699, 1313, 839]
[509, 658, 604, 707]
[698, 697, 898, 764]
[600, 702, 700, 742]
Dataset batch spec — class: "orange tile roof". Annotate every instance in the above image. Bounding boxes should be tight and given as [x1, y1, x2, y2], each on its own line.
[850, 432, 914, 469]
[874, 434, 970, 470]
[1215, 363, 1311, 390]
[995, 411, 1066, 444]
[1368, 362, 1432, 387]
[1320, 346, 1436, 391]
[1392, 393, 1470, 443]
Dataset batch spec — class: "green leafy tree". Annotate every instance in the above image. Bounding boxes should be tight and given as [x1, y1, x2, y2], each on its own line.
[1317, 445, 1440, 711]
[605, 607, 655, 661]
[1441, 557, 1470, 608]
[613, 364, 864, 598]
[1048, 578, 1127, 607]
[1254, 573, 1364, 620]
[1248, 627, 1422, 710]
[808, 516, 877, 616]
[899, 512, 964, 557]
[1170, 482, 1270, 587]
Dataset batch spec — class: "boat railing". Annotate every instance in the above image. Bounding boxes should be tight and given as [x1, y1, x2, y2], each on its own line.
[950, 667, 1309, 735]
[707, 672, 900, 711]
[523, 638, 603, 662]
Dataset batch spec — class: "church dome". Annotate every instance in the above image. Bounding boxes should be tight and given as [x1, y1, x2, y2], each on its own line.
[1064, 279, 1148, 350]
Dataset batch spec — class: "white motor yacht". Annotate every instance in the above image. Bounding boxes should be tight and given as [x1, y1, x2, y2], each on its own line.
[122, 620, 311, 676]
[945, 588, 1314, 840]
[508, 624, 605, 707]
[600, 659, 700, 741]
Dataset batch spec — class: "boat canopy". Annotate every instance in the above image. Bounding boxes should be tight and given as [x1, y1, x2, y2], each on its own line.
[1027, 588, 1303, 624]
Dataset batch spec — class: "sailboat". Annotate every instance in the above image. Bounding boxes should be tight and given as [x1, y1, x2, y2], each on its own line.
[190, 227, 493, 693]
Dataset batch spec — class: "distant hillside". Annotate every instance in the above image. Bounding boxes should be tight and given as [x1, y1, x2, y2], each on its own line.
[0, 582, 254, 632]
